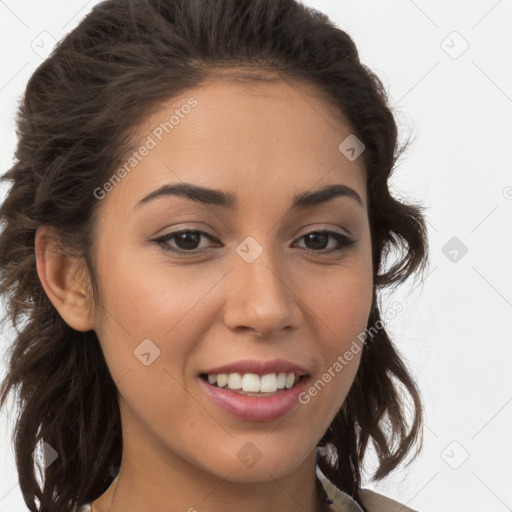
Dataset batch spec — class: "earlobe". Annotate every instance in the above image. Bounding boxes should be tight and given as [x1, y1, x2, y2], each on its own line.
[35, 226, 95, 332]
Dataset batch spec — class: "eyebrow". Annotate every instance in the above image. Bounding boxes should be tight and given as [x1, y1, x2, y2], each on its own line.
[135, 182, 363, 211]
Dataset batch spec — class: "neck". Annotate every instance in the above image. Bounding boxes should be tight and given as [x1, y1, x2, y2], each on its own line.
[91, 403, 331, 512]
[97, 461, 328, 512]
[92, 450, 330, 512]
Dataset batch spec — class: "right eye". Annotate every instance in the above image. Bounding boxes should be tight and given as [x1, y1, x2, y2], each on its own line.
[153, 229, 221, 255]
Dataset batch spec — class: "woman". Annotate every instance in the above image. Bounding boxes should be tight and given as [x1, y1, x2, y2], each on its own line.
[0, 0, 428, 511]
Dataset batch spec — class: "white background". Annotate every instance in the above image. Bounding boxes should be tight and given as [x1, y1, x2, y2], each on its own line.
[1, 1, 511, 511]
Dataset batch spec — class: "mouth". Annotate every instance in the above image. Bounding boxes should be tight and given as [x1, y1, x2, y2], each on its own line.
[198, 368, 310, 422]
[199, 372, 307, 397]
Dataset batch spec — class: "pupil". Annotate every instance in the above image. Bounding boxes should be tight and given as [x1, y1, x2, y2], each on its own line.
[177, 232, 200, 250]
[305, 233, 327, 249]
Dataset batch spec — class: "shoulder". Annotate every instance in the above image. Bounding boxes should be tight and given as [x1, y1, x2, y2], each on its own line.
[77, 487, 418, 512]
[359, 488, 418, 512]
[317, 465, 417, 512]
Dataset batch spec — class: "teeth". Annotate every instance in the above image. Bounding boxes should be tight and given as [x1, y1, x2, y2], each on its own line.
[276, 372, 287, 389]
[260, 373, 278, 393]
[206, 372, 299, 392]
[241, 373, 260, 392]
[227, 373, 242, 390]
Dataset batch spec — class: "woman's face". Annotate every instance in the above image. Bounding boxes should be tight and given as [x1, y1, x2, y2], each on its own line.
[90, 76, 373, 484]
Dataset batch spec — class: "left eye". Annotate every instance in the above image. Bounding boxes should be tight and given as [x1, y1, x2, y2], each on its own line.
[294, 230, 355, 253]
[153, 229, 355, 255]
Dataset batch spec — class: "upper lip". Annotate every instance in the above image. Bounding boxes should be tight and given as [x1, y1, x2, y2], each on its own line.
[201, 359, 309, 377]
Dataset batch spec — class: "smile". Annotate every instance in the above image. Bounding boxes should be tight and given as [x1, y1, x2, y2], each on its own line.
[200, 371, 302, 395]
[199, 373, 309, 422]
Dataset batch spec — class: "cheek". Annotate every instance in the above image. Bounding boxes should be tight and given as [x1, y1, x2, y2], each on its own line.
[312, 276, 371, 329]
[298, 248, 372, 406]
[296, 273, 370, 426]
[306, 273, 371, 384]
[95, 241, 200, 333]
[91, 258, 209, 427]
[303, 257, 373, 348]
[92, 245, 231, 386]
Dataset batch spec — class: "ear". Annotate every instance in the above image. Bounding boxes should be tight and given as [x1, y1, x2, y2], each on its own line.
[35, 225, 95, 332]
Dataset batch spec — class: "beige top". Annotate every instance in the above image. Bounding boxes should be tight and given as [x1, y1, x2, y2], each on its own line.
[316, 466, 418, 512]
[77, 467, 418, 512]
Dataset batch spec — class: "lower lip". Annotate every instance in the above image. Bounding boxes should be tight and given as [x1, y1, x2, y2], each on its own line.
[199, 376, 308, 422]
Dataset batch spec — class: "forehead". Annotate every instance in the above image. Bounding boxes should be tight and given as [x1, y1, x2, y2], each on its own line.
[100, 75, 367, 212]
[157, 74, 355, 150]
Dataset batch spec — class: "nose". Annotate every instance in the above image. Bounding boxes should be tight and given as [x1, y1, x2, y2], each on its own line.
[223, 244, 303, 338]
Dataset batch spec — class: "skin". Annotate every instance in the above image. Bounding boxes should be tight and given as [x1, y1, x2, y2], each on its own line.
[35, 74, 373, 512]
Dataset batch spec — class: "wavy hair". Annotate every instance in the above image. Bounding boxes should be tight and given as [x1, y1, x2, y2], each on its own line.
[0, 0, 428, 510]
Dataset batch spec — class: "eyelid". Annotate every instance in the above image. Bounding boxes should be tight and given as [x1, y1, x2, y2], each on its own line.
[296, 223, 353, 238]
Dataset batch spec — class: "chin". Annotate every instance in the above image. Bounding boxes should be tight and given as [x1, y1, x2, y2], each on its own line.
[198, 441, 314, 483]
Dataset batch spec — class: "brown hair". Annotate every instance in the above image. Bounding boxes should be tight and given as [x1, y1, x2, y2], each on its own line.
[0, 0, 428, 510]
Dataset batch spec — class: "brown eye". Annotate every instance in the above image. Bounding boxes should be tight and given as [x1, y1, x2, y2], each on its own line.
[154, 229, 219, 254]
[294, 230, 355, 253]
[153, 229, 355, 257]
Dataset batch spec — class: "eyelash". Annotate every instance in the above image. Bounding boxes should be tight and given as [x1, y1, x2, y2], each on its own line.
[152, 228, 355, 256]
